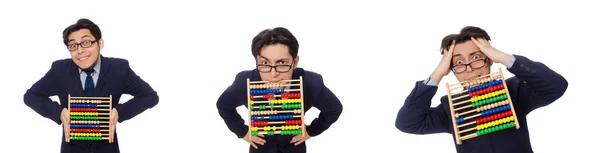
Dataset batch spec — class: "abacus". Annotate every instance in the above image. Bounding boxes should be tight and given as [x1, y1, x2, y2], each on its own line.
[445, 68, 520, 144]
[67, 94, 113, 142]
[247, 76, 305, 138]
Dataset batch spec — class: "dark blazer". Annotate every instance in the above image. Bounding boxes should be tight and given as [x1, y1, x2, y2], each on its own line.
[395, 55, 568, 153]
[216, 68, 343, 139]
[24, 56, 159, 153]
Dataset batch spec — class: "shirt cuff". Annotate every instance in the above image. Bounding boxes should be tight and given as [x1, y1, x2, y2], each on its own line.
[504, 55, 516, 69]
[423, 77, 440, 86]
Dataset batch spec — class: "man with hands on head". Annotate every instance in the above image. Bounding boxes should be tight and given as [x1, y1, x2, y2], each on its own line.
[395, 26, 568, 153]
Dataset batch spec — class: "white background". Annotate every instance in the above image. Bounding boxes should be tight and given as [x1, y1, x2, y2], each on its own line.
[0, 0, 598, 153]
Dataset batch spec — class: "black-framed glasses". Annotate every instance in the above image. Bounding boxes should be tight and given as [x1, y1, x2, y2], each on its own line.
[257, 62, 294, 73]
[67, 40, 98, 51]
[451, 58, 488, 73]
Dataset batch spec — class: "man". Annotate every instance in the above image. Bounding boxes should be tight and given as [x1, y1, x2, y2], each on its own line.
[395, 26, 568, 153]
[216, 27, 343, 153]
[24, 18, 159, 153]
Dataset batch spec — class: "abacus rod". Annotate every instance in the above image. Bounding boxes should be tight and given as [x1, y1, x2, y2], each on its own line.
[451, 94, 469, 101]
[71, 133, 111, 136]
[260, 115, 302, 119]
[70, 109, 111, 111]
[252, 94, 302, 99]
[459, 127, 477, 134]
[70, 121, 110, 124]
[256, 126, 302, 130]
[456, 106, 479, 117]
[251, 100, 301, 104]
[71, 129, 110, 132]
[248, 84, 300, 89]
[247, 78, 252, 139]
[449, 85, 465, 91]
[70, 113, 111, 115]
[457, 121, 476, 128]
[460, 133, 478, 141]
[69, 100, 111, 103]
[69, 97, 111, 100]
[70, 137, 110, 140]
[455, 105, 474, 112]
[453, 100, 471, 107]
[499, 68, 520, 129]
[446, 82, 462, 145]
[463, 113, 481, 121]
[249, 79, 301, 83]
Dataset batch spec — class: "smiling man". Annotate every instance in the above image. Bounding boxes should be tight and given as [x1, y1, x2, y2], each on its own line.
[216, 27, 343, 153]
[23, 18, 159, 153]
[394, 26, 568, 153]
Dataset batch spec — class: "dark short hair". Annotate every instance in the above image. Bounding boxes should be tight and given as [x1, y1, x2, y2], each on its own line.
[251, 27, 299, 59]
[440, 26, 490, 55]
[62, 18, 102, 46]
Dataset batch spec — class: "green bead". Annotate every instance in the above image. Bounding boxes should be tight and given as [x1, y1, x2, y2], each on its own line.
[270, 103, 274, 110]
[251, 132, 257, 136]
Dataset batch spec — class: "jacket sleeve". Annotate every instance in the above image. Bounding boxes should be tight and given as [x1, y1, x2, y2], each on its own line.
[24, 61, 64, 125]
[507, 54, 568, 114]
[305, 74, 343, 137]
[395, 80, 450, 134]
[115, 60, 159, 122]
[216, 72, 249, 138]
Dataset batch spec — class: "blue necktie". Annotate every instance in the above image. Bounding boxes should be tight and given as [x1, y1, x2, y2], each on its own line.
[84, 69, 95, 96]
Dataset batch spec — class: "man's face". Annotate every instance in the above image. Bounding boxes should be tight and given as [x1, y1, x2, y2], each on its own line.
[256, 44, 299, 83]
[67, 29, 103, 69]
[451, 40, 491, 82]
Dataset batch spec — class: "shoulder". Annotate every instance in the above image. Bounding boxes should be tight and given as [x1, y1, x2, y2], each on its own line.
[234, 69, 255, 81]
[102, 56, 130, 67]
[50, 58, 73, 69]
[300, 69, 324, 85]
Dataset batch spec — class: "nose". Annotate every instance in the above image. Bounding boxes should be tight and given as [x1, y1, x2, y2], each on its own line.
[76, 45, 85, 54]
[270, 68, 279, 77]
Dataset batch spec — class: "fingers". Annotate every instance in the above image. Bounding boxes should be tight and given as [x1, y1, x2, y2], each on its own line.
[290, 135, 300, 143]
[64, 125, 70, 142]
[250, 142, 258, 149]
[252, 136, 266, 145]
[470, 37, 490, 49]
[449, 40, 456, 53]
[294, 139, 305, 146]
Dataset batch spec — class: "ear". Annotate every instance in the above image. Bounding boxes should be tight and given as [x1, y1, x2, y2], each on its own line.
[293, 56, 299, 68]
[98, 38, 104, 50]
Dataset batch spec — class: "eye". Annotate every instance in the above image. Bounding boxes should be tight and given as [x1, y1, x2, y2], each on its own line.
[69, 44, 77, 48]
[456, 60, 464, 65]
[277, 61, 286, 65]
[83, 40, 92, 45]
[261, 61, 268, 65]
[473, 55, 480, 59]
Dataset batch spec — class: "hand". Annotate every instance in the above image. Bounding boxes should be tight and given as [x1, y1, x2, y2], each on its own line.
[60, 108, 70, 142]
[470, 37, 512, 64]
[109, 108, 119, 143]
[244, 129, 265, 149]
[290, 125, 311, 146]
[431, 40, 456, 82]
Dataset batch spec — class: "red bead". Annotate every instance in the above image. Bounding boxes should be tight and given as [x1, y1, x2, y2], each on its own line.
[250, 95, 254, 100]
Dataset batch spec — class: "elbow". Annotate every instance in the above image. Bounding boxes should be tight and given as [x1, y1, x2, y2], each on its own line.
[23, 90, 35, 108]
[147, 93, 159, 108]
[395, 116, 418, 134]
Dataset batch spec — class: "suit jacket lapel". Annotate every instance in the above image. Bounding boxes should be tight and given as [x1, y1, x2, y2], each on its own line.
[94, 56, 109, 95]
[69, 61, 85, 96]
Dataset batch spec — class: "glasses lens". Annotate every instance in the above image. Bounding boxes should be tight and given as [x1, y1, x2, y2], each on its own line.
[471, 60, 486, 69]
[258, 65, 272, 72]
[275, 65, 291, 72]
[453, 65, 466, 73]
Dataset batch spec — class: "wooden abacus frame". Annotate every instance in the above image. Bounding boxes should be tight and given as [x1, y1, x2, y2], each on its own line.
[67, 94, 114, 143]
[445, 68, 520, 144]
[246, 76, 306, 138]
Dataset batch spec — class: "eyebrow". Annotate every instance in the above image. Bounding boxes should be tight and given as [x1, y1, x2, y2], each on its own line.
[453, 51, 483, 58]
[68, 35, 91, 43]
[258, 55, 290, 63]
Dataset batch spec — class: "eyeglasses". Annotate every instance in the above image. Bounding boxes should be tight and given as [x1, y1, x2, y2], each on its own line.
[451, 58, 488, 73]
[257, 62, 294, 73]
[67, 40, 98, 51]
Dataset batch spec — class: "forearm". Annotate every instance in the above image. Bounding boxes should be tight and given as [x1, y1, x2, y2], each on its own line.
[115, 93, 159, 122]
[24, 90, 63, 124]
[508, 55, 568, 109]
[305, 87, 343, 136]
[216, 96, 248, 138]
[395, 81, 449, 134]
